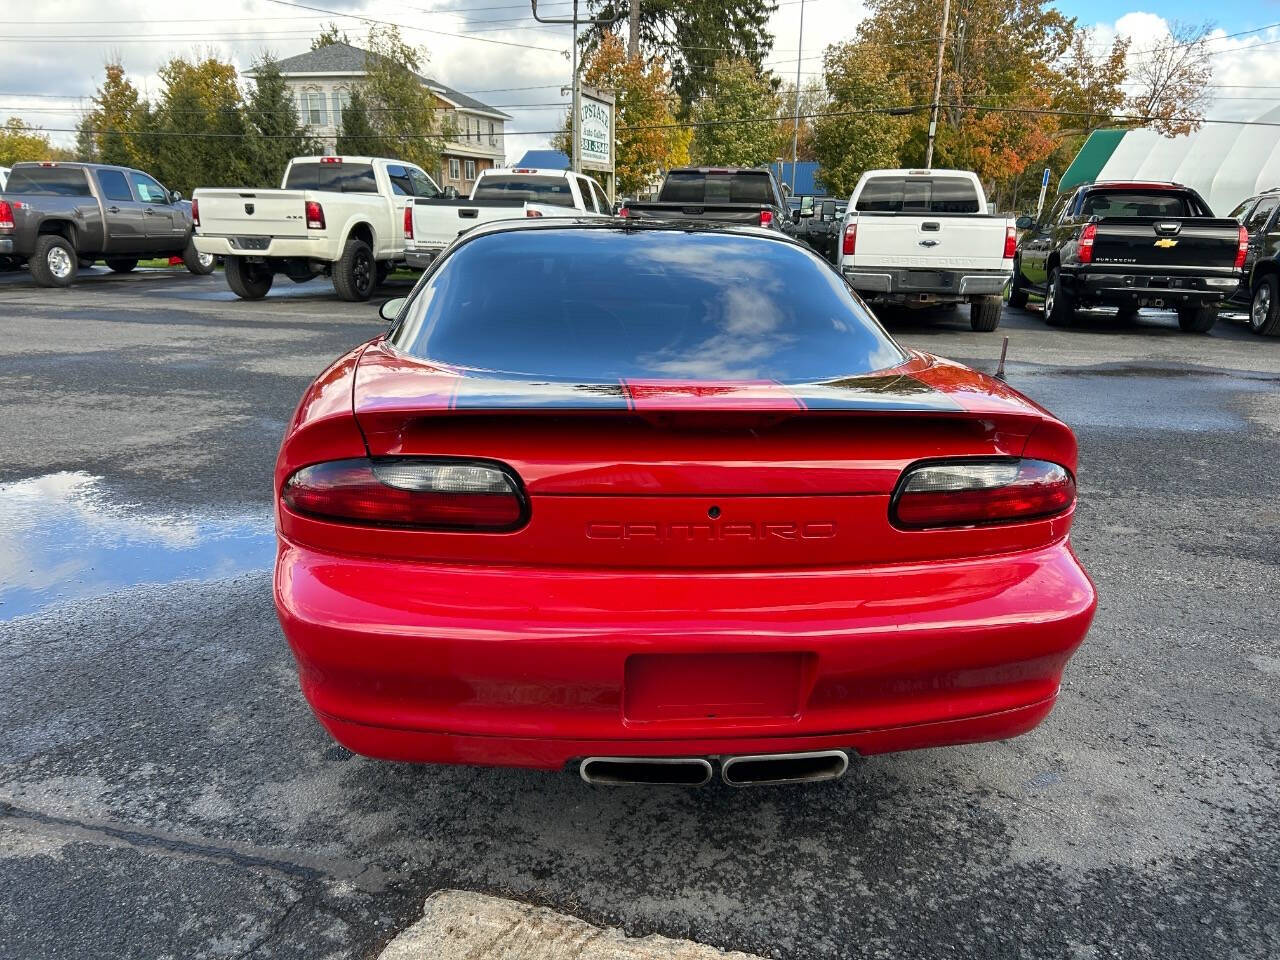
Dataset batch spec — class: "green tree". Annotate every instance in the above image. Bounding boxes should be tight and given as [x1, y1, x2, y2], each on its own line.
[245, 55, 318, 186]
[355, 25, 449, 170]
[336, 88, 382, 156]
[689, 58, 784, 167]
[312, 22, 351, 49]
[0, 117, 53, 166]
[74, 114, 98, 162]
[87, 62, 148, 167]
[777, 77, 828, 164]
[586, 0, 776, 110]
[812, 42, 911, 196]
[149, 55, 247, 194]
[553, 31, 689, 196]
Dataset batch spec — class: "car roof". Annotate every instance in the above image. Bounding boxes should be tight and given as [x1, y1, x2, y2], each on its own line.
[1085, 180, 1187, 190]
[443, 215, 814, 252]
[666, 166, 773, 174]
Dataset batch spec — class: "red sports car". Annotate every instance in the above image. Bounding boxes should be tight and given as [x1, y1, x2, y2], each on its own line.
[274, 220, 1096, 786]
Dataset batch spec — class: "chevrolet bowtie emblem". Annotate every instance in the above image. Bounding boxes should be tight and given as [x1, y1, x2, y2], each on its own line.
[1154, 238, 1178, 248]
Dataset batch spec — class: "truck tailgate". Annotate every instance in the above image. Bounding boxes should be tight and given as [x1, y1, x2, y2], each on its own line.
[193, 189, 309, 238]
[625, 202, 769, 226]
[849, 215, 1009, 269]
[1091, 217, 1241, 270]
[409, 198, 527, 248]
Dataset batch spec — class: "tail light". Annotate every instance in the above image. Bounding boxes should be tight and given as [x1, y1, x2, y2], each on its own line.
[892, 459, 1075, 529]
[0, 200, 13, 232]
[842, 222, 857, 256]
[403, 204, 413, 240]
[759, 209, 774, 228]
[1078, 222, 1096, 264]
[282, 458, 527, 531]
[305, 200, 325, 230]
[190, 198, 199, 228]
[1003, 223, 1017, 259]
[525, 208, 543, 218]
[618, 206, 629, 218]
[1235, 224, 1249, 270]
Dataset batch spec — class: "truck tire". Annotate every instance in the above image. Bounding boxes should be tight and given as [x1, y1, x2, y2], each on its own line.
[1177, 304, 1218, 333]
[224, 256, 274, 300]
[1007, 263, 1028, 309]
[1044, 267, 1075, 327]
[332, 236, 375, 302]
[1248, 274, 1280, 336]
[182, 239, 216, 276]
[969, 295, 1003, 332]
[30, 234, 78, 288]
[105, 258, 138, 273]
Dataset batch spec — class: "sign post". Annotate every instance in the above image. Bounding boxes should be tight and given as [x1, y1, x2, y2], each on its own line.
[1035, 167, 1051, 218]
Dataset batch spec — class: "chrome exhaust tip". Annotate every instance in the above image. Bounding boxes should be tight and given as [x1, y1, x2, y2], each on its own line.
[721, 750, 849, 787]
[579, 756, 714, 787]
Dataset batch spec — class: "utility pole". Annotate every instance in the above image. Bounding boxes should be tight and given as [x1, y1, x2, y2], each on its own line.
[533, 1, 625, 174]
[925, 0, 951, 169]
[627, 0, 640, 59]
[789, 0, 805, 193]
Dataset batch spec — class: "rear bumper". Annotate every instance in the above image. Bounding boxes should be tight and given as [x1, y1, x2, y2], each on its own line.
[1065, 268, 1240, 306]
[404, 244, 445, 269]
[275, 539, 1096, 769]
[0, 237, 13, 255]
[193, 234, 324, 259]
[843, 266, 1011, 300]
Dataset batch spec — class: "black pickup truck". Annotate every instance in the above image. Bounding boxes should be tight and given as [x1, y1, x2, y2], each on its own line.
[1225, 187, 1280, 336]
[623, 167, 794, 233]
[1010, 181, 1245, 332]
[0, 161, 212, 287]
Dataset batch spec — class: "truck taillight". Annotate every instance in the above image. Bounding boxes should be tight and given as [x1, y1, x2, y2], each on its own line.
[842, 223, 857, 256]
[1003, 224, 1017, 259]
[190, 198, 199, 227]
[1236, 224, 1249, 270]
[305, 200, 325, 230]
[403, 204, 413, 240]
[618, 207, 629, 218]
[0, 201, 13, 231]
[282, 458, 527, 531]
[892, 459, 1076, 529]
[1078, 222, 1096, 265]
[759, 209, 774, 228]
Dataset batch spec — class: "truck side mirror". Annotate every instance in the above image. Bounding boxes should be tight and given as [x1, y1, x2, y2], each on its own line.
[379, 297, 407, 322]
[442, 186, 460, 199]
[821, 200, 836, 221]
[1015, 215, 1034, 230]
[169, 189, 183, 203]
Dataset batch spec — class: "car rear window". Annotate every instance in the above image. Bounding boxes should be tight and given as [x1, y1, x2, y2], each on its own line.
[472, 175, 575, 207]
[855, 176, 980, 214]
[5, 166, 91, 197]
[659, 171, 775, 205]
[1080, 190, 1198, 218]
[283, 161, 378, 193]
[391, 228, 905, 381]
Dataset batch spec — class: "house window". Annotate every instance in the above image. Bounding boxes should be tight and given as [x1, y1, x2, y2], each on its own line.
[449, 158, 461, 180]
[463, 116, 470, 142]
[302, 91, 326, 127]
[488, 121, 495, 146]
[332, 89, 351, 127]
[465, 160, 476, 180]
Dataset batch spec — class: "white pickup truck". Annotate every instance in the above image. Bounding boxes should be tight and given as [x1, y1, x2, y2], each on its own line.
[836, 168, 1016, 331]
[193, 156, 440, 301]
[404, 167, 613, 267]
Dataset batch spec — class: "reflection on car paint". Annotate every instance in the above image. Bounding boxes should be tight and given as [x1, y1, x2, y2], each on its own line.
[0, 472, 272, 620]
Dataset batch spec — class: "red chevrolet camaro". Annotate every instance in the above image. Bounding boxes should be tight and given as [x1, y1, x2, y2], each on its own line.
[274, 220, 1096, 786]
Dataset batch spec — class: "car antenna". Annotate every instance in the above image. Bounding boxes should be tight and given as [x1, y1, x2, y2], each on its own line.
[994, 336, 1009, 381]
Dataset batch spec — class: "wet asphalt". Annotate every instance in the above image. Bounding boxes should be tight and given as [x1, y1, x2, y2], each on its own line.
[1, 266, 1277, 959]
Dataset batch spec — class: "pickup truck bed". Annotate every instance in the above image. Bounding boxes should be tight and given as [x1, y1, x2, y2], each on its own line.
[625, 167, 792, 232]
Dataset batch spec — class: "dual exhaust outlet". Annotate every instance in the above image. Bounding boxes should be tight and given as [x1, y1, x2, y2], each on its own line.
[579, 750, 849, 787]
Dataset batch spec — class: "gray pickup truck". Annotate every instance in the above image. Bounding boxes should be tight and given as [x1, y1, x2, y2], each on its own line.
[0, 162, 214, 287]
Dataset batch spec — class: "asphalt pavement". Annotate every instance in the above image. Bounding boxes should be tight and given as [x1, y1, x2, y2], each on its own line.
[1, 267, 1277, 959]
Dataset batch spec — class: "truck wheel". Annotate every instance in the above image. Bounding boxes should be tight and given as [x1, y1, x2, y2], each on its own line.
[969, 295, 1003, 332]
[1249, 274, 1280, 336]
[1177, 304, 1218, 333]
[105, 258, 138, 273]
[30, 234, 78, 288]
[224, 256, 274, 300]
[1007, 264, 1028, 309]
[1044, 268, 1075, 327]
[182, 239, 216, 276]
[333, 237, 375, 302]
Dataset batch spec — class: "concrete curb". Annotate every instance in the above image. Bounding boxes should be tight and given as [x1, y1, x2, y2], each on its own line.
[379, 890, 766, 959]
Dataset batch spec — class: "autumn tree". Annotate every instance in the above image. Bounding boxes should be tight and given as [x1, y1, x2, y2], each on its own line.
[777, 78, 827, 164]
[352, 25, 449, 172]
[689, 58, 784, 167]
[1054, 28, 1130, 137]
[147, 55, 249, 194]
[1125, 20, 1213, 136]
[812, 42, 912, 196]
[312, 22, 351, 50]
[585, 0, 777, 109]
[0, 117, 53, 166]
[554, 31, 689, 196]
[86, 62, 148, 168]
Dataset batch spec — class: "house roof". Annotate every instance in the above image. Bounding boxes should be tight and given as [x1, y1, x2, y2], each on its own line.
[260, 42, 511, 120]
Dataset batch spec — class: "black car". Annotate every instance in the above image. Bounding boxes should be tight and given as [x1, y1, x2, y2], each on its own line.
[1225, 187, 1280, 336]
[1010, 181, 1246, 332]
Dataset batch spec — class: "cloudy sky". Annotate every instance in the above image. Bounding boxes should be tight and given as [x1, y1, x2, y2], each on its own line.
[3, 0, 1277, 163]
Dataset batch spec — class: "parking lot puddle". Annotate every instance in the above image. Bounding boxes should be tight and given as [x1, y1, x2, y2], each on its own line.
[0, 472, 273, 621]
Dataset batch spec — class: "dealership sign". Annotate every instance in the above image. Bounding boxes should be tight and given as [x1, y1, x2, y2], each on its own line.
[579, 91, 613, 170]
